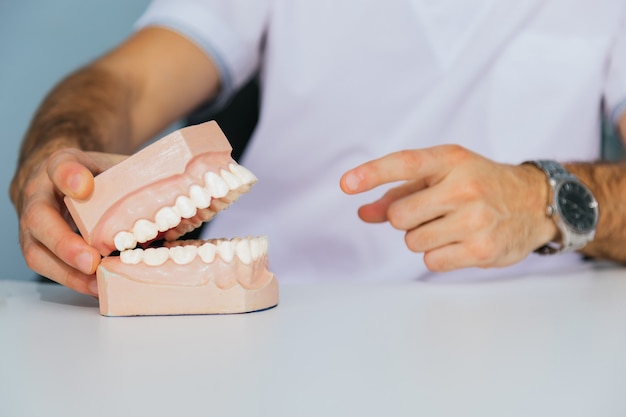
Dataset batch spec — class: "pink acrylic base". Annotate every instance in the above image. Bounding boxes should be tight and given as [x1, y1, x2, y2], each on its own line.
[64, 121, 278, 316]
[97, 261, 279, 316]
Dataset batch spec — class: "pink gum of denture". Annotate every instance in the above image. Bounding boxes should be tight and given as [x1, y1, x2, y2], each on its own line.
[65, 121, 237, 256]
[64, 121, 278, 316]
[97, 255, 278, 316]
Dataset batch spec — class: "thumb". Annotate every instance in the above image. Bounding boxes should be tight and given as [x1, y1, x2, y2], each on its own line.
[47, 149, 98, 200]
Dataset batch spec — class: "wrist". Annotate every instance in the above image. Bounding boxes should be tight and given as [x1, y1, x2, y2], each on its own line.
[522, 160, 598, 254]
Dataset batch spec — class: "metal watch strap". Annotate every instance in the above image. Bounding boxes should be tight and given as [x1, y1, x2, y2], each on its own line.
[527, 160, 571, 182]
[523, 160, 588, 255]
[527, 160, 563, 254]
[525, 160, 572, 220]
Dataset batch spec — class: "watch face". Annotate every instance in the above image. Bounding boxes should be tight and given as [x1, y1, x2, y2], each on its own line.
[556, 181, 598, 232]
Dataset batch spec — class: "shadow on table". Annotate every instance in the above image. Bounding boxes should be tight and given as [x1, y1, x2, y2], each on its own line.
[36, 277, 99, 309]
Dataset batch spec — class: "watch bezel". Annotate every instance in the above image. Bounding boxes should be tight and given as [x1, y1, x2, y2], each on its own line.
[553, 179, 599, 234]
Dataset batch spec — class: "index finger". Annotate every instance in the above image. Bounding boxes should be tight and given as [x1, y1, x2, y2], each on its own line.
[340, 146, 458, 194]
[23, 190, 100, 275]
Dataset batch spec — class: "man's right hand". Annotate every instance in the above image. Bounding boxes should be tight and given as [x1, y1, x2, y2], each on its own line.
[9, 26, 224, 295]
[10, 146, 125, 296]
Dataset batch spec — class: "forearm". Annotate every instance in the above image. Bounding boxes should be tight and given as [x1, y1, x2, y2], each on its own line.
[11, 27, 222, 209]
[566, 161, 626, 262]
[21, 65, 134, 157]
[10, 65, 135, 207]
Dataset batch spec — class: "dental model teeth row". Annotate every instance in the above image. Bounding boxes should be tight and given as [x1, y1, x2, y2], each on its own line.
[119, 237, 269, 266]
[113, 163, 257, 251]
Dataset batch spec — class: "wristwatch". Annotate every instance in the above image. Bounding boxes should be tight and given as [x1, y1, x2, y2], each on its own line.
[524, 160, 599, 254]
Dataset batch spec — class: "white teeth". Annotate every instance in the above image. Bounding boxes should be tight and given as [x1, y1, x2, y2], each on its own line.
[143, 247, 169, 266]
[220, 168, 243, 190]
[229, 163, 257, 185]
[204, 171, 229, 198]
[155, 207, 181, 232]
[250, 238, 261, 260]
[235, 239, 252, 264]
[112, 165, 260, 257]
[114, 231, 137, 251]
[175, 195, 197, 219]
[217, 240, 236, 262]
[169, 245, 198, 265]
[118, 237, 268, 265]
[120, 248, 143, 264]
[259, 236, 269, 254]
[197, 242, 217, 263]
[133, 218, 159, 243]
[189, 184, 211, 209]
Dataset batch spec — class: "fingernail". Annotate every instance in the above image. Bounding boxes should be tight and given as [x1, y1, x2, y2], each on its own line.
[68, 173, 83, 193]
[344, 173, 361, 192]
[88, 279, 99, 296]
[76, 252, 94, 274]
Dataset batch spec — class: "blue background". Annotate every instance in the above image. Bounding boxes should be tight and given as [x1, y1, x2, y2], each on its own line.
[0, 1, 151, 281]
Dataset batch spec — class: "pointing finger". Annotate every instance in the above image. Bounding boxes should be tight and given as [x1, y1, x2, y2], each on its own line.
[341, 145, 462, 194]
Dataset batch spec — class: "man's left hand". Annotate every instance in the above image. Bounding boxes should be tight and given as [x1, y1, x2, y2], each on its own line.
[340, 145, 558, 272]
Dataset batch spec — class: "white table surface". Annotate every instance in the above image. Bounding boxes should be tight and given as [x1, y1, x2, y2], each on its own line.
[2, 264, 626, 417]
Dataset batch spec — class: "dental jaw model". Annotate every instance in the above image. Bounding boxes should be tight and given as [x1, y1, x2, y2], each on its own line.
[65, 121, 278, 316]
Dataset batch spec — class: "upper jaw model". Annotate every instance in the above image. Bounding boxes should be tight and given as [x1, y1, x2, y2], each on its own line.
[65, 121, 278, 316]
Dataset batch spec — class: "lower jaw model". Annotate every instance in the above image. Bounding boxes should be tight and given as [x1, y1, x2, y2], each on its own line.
[65, 121, 278, 316]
